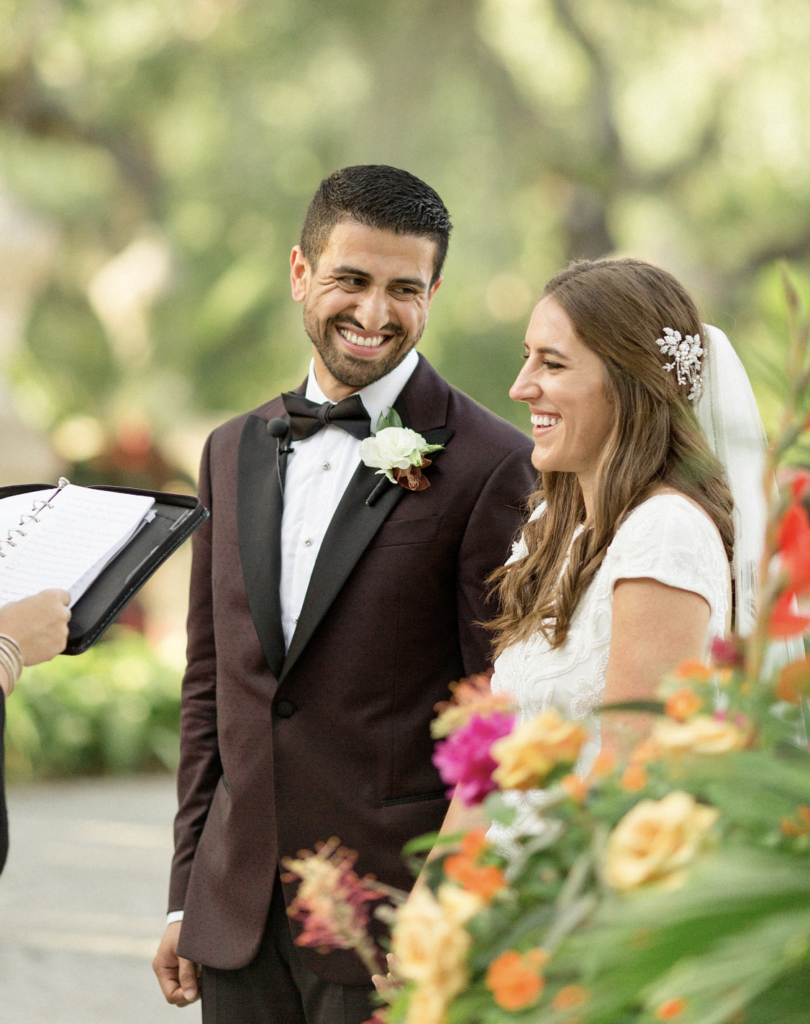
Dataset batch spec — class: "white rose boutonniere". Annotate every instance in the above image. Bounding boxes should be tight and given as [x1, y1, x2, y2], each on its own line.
[359, 410, 444, 492]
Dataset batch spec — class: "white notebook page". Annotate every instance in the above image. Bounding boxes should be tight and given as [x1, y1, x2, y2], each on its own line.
[0, 485, 155, 607]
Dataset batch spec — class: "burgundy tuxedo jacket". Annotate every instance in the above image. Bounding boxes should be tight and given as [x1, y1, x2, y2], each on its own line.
[170, 355, 535, 982]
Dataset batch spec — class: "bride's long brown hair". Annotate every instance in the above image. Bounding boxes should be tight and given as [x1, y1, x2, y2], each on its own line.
[489, 258, 734, 656]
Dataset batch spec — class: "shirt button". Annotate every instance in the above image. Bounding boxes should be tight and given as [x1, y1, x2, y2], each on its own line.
[276, 700, 295, 719]
[322, 462, 331, 471]
[303, 538, 312, 547]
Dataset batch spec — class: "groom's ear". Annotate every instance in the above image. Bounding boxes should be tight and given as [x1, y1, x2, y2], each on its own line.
[290, 246, 311, 304]
[425, 275, 443, 320]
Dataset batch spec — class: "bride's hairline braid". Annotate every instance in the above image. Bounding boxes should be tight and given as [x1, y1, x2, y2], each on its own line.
[487, 258, 734, 656]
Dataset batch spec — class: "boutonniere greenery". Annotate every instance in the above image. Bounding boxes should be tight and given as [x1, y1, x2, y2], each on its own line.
[359, 410, 444, 492]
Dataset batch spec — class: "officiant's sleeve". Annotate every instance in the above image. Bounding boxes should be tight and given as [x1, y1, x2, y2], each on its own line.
[168, 433, 221, 913]
[1, 691, 8, 874]
[456, 447, 536, 675]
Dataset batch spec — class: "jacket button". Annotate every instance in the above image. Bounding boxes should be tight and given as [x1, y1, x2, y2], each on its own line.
[276, 700, 294, 718]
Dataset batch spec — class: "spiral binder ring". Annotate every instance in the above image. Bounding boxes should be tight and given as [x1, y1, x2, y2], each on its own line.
[0, 478, 70, 560]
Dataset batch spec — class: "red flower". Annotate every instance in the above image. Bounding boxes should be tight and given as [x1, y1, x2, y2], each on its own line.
[770, 591, 810, 637]
[791, 469, 810, 501]
[710, 635, 745, 668]
[777, 502, 810, 594]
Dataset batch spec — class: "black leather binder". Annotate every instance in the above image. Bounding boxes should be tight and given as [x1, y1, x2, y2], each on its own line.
[0, 483, 209, 654]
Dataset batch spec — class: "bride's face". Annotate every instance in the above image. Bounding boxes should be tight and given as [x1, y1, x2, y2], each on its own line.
[510, 296, 614, 482]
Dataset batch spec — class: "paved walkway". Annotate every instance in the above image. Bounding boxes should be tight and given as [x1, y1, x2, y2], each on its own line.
[0, 775, 201, 1024]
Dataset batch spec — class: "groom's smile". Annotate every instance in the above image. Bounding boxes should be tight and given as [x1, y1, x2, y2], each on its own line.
[335, 322, 395, 355]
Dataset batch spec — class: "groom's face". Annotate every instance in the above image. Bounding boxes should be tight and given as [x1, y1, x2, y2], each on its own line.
[290, 220, 442, 393]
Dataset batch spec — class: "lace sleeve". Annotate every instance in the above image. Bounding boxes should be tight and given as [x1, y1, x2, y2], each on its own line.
[604, 496, 729, 631]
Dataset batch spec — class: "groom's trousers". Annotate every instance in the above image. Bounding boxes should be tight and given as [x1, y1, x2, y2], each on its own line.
[200, 873, 376, 1024]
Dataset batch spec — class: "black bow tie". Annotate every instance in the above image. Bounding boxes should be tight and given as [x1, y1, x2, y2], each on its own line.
[281, 392, 372, 442]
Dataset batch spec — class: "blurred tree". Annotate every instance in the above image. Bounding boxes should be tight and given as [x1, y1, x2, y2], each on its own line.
[0, 0, 808, 468]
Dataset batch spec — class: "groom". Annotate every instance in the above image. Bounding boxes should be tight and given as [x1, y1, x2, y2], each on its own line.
[153, 165, 535, 1024]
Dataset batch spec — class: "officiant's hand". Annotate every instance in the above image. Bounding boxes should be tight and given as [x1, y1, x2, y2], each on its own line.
[153, 922, 201, 1006]
[0, 590, 70, 697]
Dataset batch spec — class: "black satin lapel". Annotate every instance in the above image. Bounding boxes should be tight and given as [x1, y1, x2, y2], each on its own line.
[279, 425, 455, 682]
[279, 461, 405, 682]
[237, 415, 286, 679]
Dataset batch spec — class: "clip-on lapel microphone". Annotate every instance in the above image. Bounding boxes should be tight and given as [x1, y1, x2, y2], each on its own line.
[267, 418, 293, 495]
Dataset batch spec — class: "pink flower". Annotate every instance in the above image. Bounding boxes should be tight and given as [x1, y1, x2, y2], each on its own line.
[432, 712, 515, 805]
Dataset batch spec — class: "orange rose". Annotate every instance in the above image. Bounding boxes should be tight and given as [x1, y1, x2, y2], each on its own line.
[491, 710, 589, 789]
[590, 748, 618, 777]
[444, 855, 506, 901]
[781, 805, 810, 837]
[776, 658, 810, 704]
[656, 998, 687, 1020]
[485, 949, 547, 1011]
[561, 774, 589, 802]
[674, 660, 713, 683]
[621, 764, 648, 792]
[460, 828, 488, 859]
[665, 689, 703, 721]
[552, 985, 590, 1010]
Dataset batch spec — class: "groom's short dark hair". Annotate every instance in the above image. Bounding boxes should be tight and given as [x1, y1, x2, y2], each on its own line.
[300, 165, 452, 285]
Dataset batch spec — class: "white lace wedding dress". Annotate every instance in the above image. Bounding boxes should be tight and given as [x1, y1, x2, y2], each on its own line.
[488, 493, 729, 846]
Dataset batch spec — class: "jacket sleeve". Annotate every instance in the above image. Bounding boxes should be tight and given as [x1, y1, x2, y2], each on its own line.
[456, 446, 536, 676]
[168, 434, 222, 913]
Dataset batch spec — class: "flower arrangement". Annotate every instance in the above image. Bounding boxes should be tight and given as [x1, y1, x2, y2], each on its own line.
[288, 272, 810, 1024]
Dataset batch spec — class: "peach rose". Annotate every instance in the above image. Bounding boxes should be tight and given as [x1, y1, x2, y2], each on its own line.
[392, 884, 482, 1024]
[605, 791, 719, 891]
[652, 715, 747, 756]
[491, 710, 589, 790]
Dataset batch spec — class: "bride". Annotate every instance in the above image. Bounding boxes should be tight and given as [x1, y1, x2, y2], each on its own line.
[373, 255, 765, 992]
[438, 255, 764, 841]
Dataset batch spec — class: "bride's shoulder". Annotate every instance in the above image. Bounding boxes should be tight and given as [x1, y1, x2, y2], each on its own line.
[610, 490, 725, 561]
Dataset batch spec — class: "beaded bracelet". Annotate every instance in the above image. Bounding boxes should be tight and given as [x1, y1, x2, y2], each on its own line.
[0, 633, 23, 694]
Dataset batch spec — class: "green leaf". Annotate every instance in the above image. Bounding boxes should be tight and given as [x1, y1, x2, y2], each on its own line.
[376, 408, 403, 431]
[484, 791, 518, 826]
[642, 908, 810, 1024]
[599, 701, 665, 715]
[401, 829, 463, 856]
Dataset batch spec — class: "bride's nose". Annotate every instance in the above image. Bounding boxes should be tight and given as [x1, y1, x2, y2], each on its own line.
[510, 362, 542, 404]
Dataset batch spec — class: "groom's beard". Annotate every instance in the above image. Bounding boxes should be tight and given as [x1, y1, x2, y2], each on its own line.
[303, 310, 423, 390]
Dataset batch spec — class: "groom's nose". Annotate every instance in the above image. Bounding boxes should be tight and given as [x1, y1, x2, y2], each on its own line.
[353, 286, 391, 332]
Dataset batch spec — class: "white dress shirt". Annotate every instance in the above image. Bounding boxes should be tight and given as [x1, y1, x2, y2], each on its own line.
[279, 348, 419, 650]
[167, 349, 420, 925]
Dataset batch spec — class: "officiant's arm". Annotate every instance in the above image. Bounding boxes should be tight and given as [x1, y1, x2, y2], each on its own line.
[600, 577, 711, 760]
[0, 590, 71, 874]
[456, 448, 536, 673]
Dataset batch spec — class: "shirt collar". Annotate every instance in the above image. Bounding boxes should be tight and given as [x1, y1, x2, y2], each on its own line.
[304, 348, 420, 433]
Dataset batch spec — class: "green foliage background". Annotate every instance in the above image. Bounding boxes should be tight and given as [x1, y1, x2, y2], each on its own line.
[2, 0, 810, 446]
[3, 0, 810, 779]
[4, 629, 181, 780]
